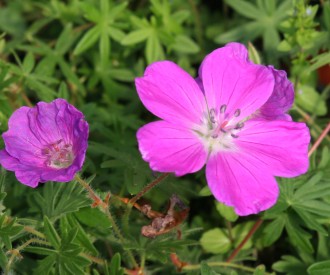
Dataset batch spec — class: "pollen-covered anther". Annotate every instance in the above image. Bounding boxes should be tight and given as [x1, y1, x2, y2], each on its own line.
[234, 109, 241, 117]
[220, 104, 227, 113]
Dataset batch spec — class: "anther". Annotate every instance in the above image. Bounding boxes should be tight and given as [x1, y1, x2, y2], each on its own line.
[220, 104, 227, 114]
[234, 109, 241, 117]
[211, 134, 218, 139]
[235, 122, 244, 129]
[209, 108, 216, 123]
[231, 133, 238, 138]
[220, 128, 227, 133]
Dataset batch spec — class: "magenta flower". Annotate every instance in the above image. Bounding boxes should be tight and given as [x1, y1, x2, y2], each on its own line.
[135, 43, 310, 216]
[0, 99, 88, 188]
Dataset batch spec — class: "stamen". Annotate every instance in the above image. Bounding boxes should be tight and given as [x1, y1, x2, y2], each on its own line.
[212, 134, 218, 138]
[209, 108, 216, 123]
[234, 109, 241, 117]
[231, 133, 238, 138]
[220, 104, 227, 114]
[220, 128, 227, 133]
[235, 122, 244, 129]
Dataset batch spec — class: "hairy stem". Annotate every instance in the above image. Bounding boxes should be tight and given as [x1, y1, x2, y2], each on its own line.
[75, 174, 138, 269]
[226, 218, 263, 263]
[293, 104, 330, 143]
[5, 238, 50, 274]
[129, 173, 170, 205]
[308, 121, 330, 158]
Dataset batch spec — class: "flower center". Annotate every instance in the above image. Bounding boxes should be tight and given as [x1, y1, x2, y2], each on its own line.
[42, 139, 74, 169]
[193, 104, 245, 154]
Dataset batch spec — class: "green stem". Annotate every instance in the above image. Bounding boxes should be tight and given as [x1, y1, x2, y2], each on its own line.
[75, 175, 138, 269]
[183, 261, 270, 274]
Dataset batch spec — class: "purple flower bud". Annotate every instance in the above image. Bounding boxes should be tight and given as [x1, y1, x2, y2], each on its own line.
[0, 99, 89, 188]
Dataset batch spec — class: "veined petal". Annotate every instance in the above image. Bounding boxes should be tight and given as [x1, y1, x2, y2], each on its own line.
[257, 67, 294, 121]
[206, 152, 279, 216]
[199, 43, 274, 119]
[236, 120, 310, 177]
[3, 107, 45, 166]
[137, 120, 207, 176]
[135, 61, 206, 127]
[28, 99, 66, 145]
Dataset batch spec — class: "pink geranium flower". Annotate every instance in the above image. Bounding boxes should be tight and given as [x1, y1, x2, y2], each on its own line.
[0, 99, 88, 188]
[135, 43, 310, 216]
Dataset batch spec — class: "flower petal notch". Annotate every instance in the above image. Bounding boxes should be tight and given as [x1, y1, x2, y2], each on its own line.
[136, 42, 310, 216]
[0, 99, 89, 188]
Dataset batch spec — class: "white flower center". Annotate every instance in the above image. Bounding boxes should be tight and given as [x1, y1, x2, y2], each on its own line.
[42, 139, 74, 169]
[192, 104, 245, 155]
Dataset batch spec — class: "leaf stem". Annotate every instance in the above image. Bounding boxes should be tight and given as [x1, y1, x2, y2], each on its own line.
[308, 121, 330, 158]
[226, 218, 263, 263]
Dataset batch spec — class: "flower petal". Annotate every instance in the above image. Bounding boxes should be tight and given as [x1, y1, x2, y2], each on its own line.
[206, 152, 279, 216]
[135, 61, 206, 127]
[236, 120, 310, 177]
[257, 67, 294, 121]
[137, 120, 207, 176]
[0, 150, 40, 188]
[199, 42, 274, 119]
[28, 99, 68, 145]
[3, 107, 45, 166]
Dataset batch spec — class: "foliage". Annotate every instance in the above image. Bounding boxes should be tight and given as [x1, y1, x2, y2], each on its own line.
[0, 0, 329, 274]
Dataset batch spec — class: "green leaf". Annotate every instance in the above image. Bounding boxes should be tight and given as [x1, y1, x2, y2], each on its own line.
[108, 253, 124, 275]
[200, 228, 231, 254]
[100, 30, 110, 67]
[199, 186, 212, 196]
[308, 260, 330, 275]
[248, 42, 262, 64]
[262, 215, 286, 246]
[55, 24, 76, 55]
[295, 84, 327, 116]
[225, 0, 261, 20]
[74, 26, 100, 55]
[34, 254, 57, 275]
[0, 215, 23, 249]
[108, 27, 125, 42]
[121, 29, 151, 45]
[80, 2, 100, 22]
[273, 255, 309, 275]
[43, 216, 61, 249]
[74, 207, 112, 228]
[201, 261, 221, 275]
[29, 181, 90, 220]
[253, 265, 267, 275]
[146, 34, 164, 64]
[171, 35, 200, 54]
[215, 202, 238, 222]
[22, 52, 35, 74]
[285, 218, 313, 253]
[309, 52, 330, 71]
